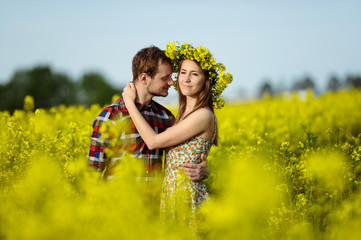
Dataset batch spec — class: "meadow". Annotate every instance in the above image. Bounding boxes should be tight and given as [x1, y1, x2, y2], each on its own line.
[1, 90, 361, 240]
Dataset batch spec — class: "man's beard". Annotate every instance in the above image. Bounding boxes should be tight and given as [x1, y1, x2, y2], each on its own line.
[147, 84, 168, 97]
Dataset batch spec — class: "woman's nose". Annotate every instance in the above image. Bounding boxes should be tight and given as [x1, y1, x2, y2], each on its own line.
[185, 74, 191, 82]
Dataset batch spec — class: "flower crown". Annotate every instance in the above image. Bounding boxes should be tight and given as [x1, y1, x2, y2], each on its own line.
[165, 41, 233, 109]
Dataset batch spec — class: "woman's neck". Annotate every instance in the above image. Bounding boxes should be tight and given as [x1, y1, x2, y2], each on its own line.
[184, 96, 198, 115]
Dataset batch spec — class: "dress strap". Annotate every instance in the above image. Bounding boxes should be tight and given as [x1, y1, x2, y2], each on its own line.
[211, 115, 217, 143]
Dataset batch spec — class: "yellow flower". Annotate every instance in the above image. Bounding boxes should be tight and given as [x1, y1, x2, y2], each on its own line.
[23, 95, 35, 112]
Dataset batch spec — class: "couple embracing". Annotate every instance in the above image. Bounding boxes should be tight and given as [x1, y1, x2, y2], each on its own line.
[88, 42, 232, 227]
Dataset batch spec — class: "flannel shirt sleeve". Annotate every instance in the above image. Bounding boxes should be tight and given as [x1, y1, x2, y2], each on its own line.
[88, 109, 112, 172]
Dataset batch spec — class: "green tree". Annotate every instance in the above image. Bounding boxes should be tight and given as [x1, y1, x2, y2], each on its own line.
[291, 76, 316, 91]
[79, 73, 122, 107]
[327, 75, 341, 92]
[0, 66, 77, 112]
[346, 75, 361, 88]
[258, 81, 274, 98]
[0, 65, 123, 112]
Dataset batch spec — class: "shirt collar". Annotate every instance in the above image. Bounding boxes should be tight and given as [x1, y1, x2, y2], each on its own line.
[135, 99, 159, 111]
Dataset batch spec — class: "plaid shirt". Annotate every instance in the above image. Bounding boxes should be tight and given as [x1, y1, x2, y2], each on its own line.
[88, 97, 175, 177]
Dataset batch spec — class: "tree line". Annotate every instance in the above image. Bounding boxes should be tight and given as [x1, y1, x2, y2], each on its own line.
[0, 65, 123, 112]
[258, 74, 361, 98]
[1, 65, 361, 112]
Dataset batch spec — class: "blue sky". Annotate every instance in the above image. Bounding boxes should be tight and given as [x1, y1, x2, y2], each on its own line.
[1, 0, 360, 102]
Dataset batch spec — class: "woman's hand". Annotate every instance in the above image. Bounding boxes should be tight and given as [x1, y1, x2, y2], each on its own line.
[122, 82, 137, 103]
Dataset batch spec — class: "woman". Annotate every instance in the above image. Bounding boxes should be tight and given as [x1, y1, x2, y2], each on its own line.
[122, 42, 232, 227]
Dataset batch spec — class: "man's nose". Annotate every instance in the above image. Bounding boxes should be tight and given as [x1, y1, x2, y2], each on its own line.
[168, 77, 174, 86]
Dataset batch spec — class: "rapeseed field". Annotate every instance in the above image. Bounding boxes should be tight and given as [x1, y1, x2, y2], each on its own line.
[1, 90, 360, 239]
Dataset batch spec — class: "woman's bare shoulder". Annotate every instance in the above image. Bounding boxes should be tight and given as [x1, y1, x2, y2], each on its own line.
[190, 107, 214, 122]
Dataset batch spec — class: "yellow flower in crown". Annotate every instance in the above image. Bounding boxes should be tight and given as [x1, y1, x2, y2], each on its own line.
[165, 41, 233, 109]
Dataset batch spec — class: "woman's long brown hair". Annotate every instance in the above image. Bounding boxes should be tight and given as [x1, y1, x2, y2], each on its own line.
[174, 59, 218, 145]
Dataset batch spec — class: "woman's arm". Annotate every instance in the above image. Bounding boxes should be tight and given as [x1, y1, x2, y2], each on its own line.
[122, 82, 213, 150]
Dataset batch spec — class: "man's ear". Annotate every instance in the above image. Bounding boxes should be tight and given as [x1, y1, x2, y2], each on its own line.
[138, 73, 148, 85]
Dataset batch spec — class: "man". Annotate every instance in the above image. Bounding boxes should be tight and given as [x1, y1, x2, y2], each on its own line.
[88, 46, 208, 181]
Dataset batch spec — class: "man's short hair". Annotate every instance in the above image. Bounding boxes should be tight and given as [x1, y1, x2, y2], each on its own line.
[132, 46, 172, 81]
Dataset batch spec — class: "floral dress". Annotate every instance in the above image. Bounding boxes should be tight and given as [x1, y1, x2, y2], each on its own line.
[160, 135, 214, 227]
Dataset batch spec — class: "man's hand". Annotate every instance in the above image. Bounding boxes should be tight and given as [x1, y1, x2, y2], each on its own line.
[180, 154, 210, 182]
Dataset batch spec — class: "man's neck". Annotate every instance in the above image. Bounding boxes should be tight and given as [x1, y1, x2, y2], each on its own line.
[134, 81, 153, 105]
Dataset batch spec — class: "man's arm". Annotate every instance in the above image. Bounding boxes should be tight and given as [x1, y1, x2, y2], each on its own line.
[88, 110, 113, 172]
